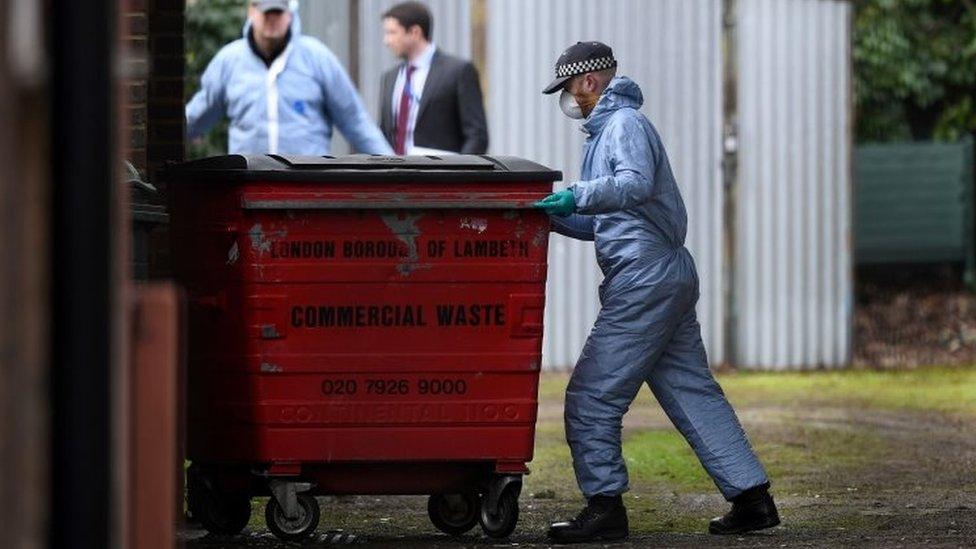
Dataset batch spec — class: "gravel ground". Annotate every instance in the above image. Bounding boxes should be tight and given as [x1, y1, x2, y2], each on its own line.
[182, 369, 976, 548]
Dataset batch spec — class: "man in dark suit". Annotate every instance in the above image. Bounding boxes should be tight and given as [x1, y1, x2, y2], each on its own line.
[380, 2, 489, 155]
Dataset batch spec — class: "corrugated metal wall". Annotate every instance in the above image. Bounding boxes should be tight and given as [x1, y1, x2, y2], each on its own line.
[302, 0, 853, 371]
[734, 0, 852, 369]
[299, 1, 352, 67]
[299, 1, 353, 154]
[485, 0, 726, 369]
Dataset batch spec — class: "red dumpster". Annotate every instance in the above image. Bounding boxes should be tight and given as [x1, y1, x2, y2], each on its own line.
[166, 154, 560, 541]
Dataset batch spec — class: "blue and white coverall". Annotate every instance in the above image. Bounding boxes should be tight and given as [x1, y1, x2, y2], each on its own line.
[551, 76, 769, 500]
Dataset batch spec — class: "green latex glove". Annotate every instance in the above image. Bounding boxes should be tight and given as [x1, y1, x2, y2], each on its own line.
[534, 189, 577, 217]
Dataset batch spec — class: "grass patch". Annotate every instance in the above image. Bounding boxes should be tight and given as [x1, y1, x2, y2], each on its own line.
[247, 497, 266, 530]
[623, 430, 714, 491]
[525, 424, 578, 500]
[532, 369, 898, 502]
[540, 365, 976, 416]
[756, 425, 889, 493]
[720, 366, 976, 415]
[537, 373, 569, 402]
[530, 425, 712, 535]
[620, 421, 889, 497]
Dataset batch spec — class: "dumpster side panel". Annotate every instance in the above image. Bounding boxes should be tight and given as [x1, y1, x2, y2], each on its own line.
[175, 177, 551, 468]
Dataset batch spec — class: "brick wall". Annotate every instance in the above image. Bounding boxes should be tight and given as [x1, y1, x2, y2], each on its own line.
[122, 0, 150, 173]
[122, 0, 185, 185]
[121, 0, 184, 278]
[147, 0, 185, 189]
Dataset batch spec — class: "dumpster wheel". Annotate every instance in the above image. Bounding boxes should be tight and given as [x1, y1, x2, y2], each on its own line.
[186, 466, 251, 536]
[427, 492, 480, 536]
[479, 486, 519, 539]
[265, 493, 320, 542]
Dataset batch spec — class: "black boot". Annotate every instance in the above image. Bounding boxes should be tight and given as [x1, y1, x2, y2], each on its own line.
[547, 494, 629, 544]
[709, 483, 780, 535]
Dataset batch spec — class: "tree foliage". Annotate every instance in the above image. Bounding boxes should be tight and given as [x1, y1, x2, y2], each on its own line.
[855, 0, 976, 142]
[185, 0, 248, 158]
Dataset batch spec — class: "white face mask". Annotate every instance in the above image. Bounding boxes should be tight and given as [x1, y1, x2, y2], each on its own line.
[559, 89, 585, 120]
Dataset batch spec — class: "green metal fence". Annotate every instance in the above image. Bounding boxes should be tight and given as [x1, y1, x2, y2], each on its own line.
[855, 138, 975, 284]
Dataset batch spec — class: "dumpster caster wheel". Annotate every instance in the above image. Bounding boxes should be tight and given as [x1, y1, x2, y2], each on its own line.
[428, 493, 480, 536]
[186, 467, 251, 536]
[265, 493, 320, 542]
[189, 489, 251, 535]
[479, 487, 519, 539]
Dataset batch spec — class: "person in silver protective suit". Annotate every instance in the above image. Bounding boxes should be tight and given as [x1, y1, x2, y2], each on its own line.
[534, 41, 780, 544]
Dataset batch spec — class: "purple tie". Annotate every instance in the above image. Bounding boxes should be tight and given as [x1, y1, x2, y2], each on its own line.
[394, 65, 416, 155]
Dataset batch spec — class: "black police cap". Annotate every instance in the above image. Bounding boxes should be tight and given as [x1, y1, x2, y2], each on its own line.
[542, 41, 617, 95]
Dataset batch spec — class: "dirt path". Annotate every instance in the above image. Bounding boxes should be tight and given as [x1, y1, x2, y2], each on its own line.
[183, 381, 976, 548]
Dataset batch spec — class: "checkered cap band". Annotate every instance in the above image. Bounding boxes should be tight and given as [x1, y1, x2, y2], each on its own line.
[555, 56, 617, 78]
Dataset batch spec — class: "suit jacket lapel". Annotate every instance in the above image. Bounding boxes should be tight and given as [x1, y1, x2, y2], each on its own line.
[416, 50, 445, 122]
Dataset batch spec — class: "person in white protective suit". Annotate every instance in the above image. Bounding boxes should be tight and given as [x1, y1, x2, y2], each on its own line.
[534, 41, 780, 544]
[186, 0, 392, 155]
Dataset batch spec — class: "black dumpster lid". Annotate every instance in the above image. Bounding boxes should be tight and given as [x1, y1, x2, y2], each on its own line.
[164, 154, 562, 183]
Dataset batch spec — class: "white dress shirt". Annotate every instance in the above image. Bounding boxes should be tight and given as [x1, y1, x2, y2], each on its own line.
[391, 44, 437, 154]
